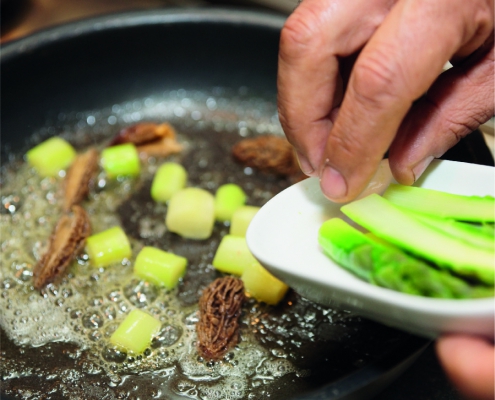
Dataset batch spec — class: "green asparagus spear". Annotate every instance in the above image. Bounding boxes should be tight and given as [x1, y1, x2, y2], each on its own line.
[383, 183, 494, 222]
[318, 218, 494, 298]
[341, 194, 494, 285]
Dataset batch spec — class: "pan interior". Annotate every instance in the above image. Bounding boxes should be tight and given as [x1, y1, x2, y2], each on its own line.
[0, 88, 418, 400]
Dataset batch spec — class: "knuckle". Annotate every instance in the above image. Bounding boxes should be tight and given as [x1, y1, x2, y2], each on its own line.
[351, 47, 407, 108]
[279, 9, 321, 61]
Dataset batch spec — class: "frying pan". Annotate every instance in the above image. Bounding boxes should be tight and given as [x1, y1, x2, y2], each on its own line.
[1, 8, 493, 400]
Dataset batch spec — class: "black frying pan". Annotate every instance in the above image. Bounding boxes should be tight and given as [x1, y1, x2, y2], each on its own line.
[1, 8, 493, 400]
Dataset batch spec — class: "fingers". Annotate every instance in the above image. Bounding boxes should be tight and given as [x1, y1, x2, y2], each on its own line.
[389, 41, 494, 184]
[436, 335, 495, 400]
[318, 0, 494, 201]
[277, 0, 395, 175]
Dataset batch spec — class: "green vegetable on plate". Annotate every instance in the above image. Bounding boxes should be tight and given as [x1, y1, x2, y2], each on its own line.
[318, 218, 493, 298]
[383, 183, 495, 222]
[341, 194, 494, 285]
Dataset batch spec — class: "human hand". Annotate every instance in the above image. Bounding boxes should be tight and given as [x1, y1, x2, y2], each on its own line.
[436, 334, 494, 400]
[277, 0, 494, 202]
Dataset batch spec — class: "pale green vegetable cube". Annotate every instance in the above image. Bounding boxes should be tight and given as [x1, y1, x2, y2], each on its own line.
[110, 309, 161, 354]
[242, 261, 289, 305]
[151, 162, 187, 203]
[230, 206, 260, 237]
[101, 143, 140, 178]
[86, 226, 132, 267]
[26, 137, 76, 177]
[212, 235, 258, 275]
[166, 188, 215, 240]
[134, 246, 187, 289]
[214, 183, 247, 222]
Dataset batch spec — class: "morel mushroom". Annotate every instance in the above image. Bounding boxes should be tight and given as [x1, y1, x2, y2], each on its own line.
[196, 276, 245, 359]
[63, 148, 99, 211]
[109, 122, 183, 158]
[33, 205, 91, 289]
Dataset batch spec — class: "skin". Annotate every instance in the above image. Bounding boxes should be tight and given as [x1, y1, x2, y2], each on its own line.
[277, 1, 494, 398]
[278, 0, 494, 202]
[436, 335, 494, 400]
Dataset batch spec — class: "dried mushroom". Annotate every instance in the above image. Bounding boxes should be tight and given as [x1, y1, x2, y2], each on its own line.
[196, 276, 245, 360]
[232, 135, 301, 177]
[33, 205, 91, 289]
[109, 122, 183, 158]
[63, 148, 99, 211]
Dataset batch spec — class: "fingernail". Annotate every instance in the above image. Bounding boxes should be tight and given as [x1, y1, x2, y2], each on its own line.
[320, 166, 347, 200]
[295, 151, 315, 175]
[412, 156, 434, 181]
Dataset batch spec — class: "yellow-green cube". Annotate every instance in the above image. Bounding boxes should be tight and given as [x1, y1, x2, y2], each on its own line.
[110, 309, 161, 354]
[101, 143, 140, 178]
[86, 226, 132, 267]
[212, 235, 258, 275]
[134, 246, 187, 289]
[151, 162, 187, 203]
[214, 183, 247, 222]
[26, 137, 76, 177]
[166, 188, 215, 240]
[230, 206, 260, 237]
[242, 261, 289, 305]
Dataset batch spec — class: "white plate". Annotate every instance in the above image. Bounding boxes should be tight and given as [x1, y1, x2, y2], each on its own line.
[247, 160, 495, 339]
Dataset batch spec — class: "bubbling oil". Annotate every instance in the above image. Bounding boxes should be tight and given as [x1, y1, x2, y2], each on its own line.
[1, 88, 351, 400]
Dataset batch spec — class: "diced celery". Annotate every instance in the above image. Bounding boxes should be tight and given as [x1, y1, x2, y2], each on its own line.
[134, 246, 187, 289]
[101, 143, 140, 178]
[151, 162, 187, 203]
[110, 309, 161, 354]
[86, 226, 132, 267]
[214, 183, 247, 222]
[319, 218, 494, 298]
[383, 183, 495, 222]
[212, 235, 258, 275]
[341, 194, 495, 284]
[165, 188, 215, 240]
[230, 206, 260, 237]
[26, 137, 76, 177]
[241, 261, 289, 305]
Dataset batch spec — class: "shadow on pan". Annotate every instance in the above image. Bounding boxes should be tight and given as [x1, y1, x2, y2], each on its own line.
[1, 8, 493, 400]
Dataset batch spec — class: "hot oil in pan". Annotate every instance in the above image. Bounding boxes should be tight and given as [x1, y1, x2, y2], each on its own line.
[0, 89, 412, 400]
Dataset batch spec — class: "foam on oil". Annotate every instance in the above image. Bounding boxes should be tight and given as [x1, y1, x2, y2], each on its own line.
[1, 88, 346, 400]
